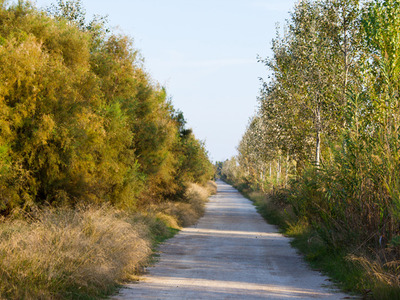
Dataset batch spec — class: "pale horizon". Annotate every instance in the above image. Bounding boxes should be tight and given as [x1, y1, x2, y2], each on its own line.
[33, 0, 297, 162]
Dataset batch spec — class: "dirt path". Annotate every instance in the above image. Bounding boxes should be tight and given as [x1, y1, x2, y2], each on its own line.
[113, 180, 352, 299]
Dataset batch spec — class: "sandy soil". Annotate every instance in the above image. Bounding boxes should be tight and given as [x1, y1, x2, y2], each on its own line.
[113, 180, 353, 299]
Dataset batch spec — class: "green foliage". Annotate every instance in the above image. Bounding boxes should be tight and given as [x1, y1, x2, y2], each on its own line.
[0, 1, 214, 299]
[48, 0, 87, 29]
[0, 1, 214, 213]
[223, 0, 400, 297]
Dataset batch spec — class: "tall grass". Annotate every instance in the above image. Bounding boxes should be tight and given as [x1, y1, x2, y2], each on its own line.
[0, 182, 215, 299]
[0, 206, 151, 299]
[155, 182, 217, 228]
[232, 174, 400, 300]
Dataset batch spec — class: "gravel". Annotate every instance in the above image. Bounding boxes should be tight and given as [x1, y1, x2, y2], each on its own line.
[113, 180, 354, 299]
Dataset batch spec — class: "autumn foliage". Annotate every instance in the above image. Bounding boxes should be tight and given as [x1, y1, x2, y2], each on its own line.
[0, 0, 214, 214]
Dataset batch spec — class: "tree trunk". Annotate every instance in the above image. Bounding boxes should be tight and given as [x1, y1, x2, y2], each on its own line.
[285, 153, 289, 187]
[277, 156, 281, 183]
[269, 162, 272, 179]
[315, 105, 321, 166]
[260, 166, 265, 192]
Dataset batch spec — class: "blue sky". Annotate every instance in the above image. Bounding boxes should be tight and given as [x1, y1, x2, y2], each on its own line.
[32, 0, 296, 162]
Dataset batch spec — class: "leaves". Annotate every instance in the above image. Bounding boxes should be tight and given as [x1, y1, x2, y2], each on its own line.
[224, 0, 400, 251]
[0, 1, 213, 213]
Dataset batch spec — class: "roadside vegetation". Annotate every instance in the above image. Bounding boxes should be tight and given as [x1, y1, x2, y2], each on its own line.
[0, 182, 216, 299]
[219, 0, 400, 299]
[0, 0, 215, 298]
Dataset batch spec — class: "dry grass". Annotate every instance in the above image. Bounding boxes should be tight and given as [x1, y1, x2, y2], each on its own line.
[347, 255, 400, 300]
[349, 255, 399, 286]
[0, 206, 151, 299]
[155, 182, 215, 228]
[348, 251, 400, 298]
[205, 180, 218, 196]
[0, 181, 216, 299]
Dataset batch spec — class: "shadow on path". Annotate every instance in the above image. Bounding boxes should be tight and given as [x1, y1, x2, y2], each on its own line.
[113, 180, 353, 299]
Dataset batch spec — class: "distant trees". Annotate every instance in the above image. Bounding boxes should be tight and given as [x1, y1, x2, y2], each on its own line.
[222, 0, 400, 250]
[0, 0, 214, 214]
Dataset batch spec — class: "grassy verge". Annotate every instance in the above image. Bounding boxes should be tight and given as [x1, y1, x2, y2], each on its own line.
[0, 181, 217, 300]
[230, 181, 400, 300]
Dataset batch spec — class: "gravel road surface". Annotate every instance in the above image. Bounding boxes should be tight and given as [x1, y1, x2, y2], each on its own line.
[113, 180, 352, 299]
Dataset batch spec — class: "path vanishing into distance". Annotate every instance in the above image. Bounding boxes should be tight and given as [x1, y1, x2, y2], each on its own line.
[113, 180, 352, 299]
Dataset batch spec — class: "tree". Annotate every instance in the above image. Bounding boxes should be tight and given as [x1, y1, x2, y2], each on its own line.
[0, 1, 214, 213]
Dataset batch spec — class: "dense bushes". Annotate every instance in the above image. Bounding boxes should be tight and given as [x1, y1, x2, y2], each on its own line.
[0, 0, 214, 214]
[0, 1, 215, 298]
